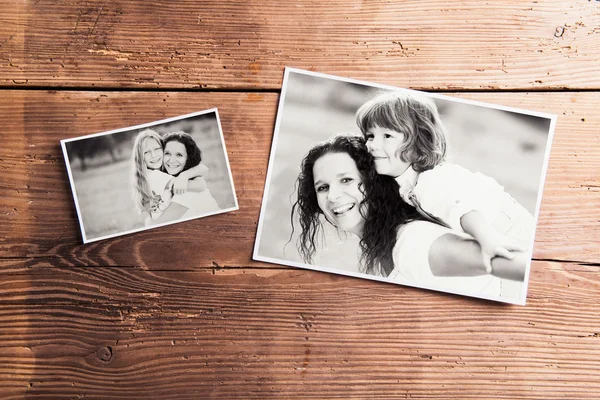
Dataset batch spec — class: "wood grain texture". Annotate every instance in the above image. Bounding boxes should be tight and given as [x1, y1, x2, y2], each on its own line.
[1, 90, 599, 267]
[2, 1, 600, 398]
[0, 0, 599, 90]
[0, 262, 599, 399]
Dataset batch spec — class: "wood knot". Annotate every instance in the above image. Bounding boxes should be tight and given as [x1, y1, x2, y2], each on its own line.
[96, 346, 113, 362]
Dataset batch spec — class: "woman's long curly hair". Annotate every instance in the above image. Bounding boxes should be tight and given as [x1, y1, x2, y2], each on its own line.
[162, 131, 202, 176]
[292, 134, 421, 277]
[131, 129, 163, 214]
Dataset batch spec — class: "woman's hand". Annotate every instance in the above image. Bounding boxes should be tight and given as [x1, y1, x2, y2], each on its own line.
[171, 175, 190, 195]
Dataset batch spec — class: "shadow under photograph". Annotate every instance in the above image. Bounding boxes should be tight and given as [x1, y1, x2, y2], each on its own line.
[61, 109, 238, 243]
[254, 68, 556, 305]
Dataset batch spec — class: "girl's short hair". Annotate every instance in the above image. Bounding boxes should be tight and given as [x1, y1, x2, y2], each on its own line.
[131, 129, 163, 214]
[356, 90, 447, 172]
[292, 134, 421, 277]
[162, 131, 202, 176]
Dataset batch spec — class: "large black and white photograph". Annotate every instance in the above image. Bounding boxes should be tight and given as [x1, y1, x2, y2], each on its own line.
[254, 68, 556, 305]
[61, 109, 238, 243]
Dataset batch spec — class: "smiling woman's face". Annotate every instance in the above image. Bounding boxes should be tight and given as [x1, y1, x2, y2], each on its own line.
[312, 152, 366, 236]
[163, 140, 187, 175]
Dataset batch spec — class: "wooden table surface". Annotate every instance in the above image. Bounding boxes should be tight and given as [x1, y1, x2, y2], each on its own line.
[2, 1, 600, 398]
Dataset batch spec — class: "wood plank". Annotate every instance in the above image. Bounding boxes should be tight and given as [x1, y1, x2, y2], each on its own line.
[1, 90, 599, 267]
[1, 91, 275, 268]
[0, 0, 599, 90]
[0, 262, 599, 399]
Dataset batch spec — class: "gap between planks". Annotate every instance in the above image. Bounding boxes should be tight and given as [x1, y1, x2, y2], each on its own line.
[2, 86, 600, 94]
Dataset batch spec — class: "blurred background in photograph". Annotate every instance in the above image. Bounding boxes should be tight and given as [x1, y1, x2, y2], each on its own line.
[64, 112, 236, 241]
[257, 72, 552, 270]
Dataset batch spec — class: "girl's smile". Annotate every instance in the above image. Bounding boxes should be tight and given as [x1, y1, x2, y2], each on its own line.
[143, 137, 163, 170]
[163, 141, 188, 175]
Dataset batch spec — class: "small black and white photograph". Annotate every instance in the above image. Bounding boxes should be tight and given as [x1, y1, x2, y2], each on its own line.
[61, 109, 238, 243]
[254, 68, 556, 305]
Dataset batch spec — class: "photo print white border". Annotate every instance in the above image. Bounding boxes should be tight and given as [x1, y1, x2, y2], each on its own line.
[253, 67, 557, 305]
[61, 108, 239, 244]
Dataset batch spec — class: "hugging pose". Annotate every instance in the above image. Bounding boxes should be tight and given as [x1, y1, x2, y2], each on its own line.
[132, 129, 221, 225]
[293, 90, 535, 300]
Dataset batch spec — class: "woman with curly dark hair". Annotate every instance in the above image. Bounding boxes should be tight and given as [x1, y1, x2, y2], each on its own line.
[292, 134, 528, 299]
[149, 131, 221, 224]
[162, 131, 203, 177]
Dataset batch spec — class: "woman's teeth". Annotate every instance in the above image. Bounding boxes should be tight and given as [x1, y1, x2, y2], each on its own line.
[332, 204, 354, 215]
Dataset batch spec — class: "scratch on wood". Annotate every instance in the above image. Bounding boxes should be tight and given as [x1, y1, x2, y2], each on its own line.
[61, 11, 82, 66]
[138, 292, 161, 298]
[73, 11, 82, 32]
[0, 34, 15, 49]
[88, 49, 133, 61]
[90, 6, 104, 35]
[392, 40, 404, 49]
[577, 332, 600, 338]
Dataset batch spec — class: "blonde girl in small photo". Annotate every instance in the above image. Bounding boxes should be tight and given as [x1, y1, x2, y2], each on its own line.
[131, 128, 210, 225]
[355, 91, 535, 275]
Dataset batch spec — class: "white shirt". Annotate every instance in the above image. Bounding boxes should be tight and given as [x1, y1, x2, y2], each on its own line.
[176, 189, 221, 219]
[395, 164, 532, 236]
[147, 169, 221, 220]
[388, 220, 522, 302]
[147, 169, 172, 195]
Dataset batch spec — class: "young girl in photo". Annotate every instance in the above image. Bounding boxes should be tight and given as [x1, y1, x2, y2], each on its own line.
[355, 91, 535, 273]
[131, 129, 213, 225]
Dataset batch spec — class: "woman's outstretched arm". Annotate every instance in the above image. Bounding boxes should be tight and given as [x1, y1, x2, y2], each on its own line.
[428, 233, 527, 281]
